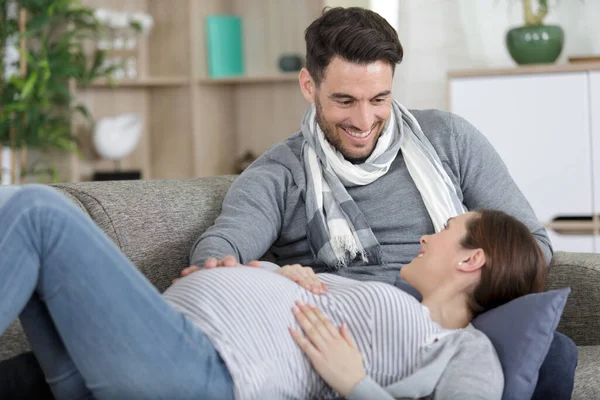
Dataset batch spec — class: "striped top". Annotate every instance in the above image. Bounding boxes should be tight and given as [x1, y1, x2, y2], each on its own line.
[162, 267, 454, 400]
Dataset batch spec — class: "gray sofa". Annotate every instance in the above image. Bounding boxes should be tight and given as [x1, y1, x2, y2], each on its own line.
[1, 176, 599, 398]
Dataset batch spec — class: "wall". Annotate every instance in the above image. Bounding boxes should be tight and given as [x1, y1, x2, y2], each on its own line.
[324, 0, 369, 9]
[372, 0, 600, 110]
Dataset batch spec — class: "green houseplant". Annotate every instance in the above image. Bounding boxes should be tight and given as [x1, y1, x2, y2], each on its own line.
[506, 0, 565, 65]
[0, 0, 120, 183]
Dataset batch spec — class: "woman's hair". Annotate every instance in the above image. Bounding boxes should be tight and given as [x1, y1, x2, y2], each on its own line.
[304, 7, 403, 87]
[462, 209, 547, 318]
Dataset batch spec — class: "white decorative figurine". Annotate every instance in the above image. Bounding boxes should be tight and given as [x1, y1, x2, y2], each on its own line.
[93, 113, 143, 162]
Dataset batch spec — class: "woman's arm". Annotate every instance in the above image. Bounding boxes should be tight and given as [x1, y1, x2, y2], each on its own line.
[432, 332, 504, 400]
[345, 376, 396, 400]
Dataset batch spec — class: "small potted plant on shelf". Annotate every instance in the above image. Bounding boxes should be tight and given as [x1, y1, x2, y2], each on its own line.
[506, 0, 565, 65]
[0, 0, 120, 184]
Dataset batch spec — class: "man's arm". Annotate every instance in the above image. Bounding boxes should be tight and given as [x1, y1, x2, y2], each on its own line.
[451, 114, 553, 264]
[189, 157, 295, 266]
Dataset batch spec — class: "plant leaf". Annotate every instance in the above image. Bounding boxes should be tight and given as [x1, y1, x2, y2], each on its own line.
[21, 71, 38, 99]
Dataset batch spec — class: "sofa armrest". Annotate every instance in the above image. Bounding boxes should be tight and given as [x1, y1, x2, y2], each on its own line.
[547, 251, 600, 346]
[572, 345, 600, 399]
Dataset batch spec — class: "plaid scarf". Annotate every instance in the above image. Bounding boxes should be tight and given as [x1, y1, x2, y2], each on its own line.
[301, 100, 465, 269]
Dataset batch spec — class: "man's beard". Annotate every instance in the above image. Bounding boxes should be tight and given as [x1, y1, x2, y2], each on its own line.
[314, 98, 372, 164]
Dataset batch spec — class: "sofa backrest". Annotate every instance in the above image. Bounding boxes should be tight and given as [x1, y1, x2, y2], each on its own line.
[547, 251, 600, 346]
[54, 176, 237, 292]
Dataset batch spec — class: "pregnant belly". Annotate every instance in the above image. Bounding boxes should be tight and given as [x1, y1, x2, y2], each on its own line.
[162, 267, 335, 399]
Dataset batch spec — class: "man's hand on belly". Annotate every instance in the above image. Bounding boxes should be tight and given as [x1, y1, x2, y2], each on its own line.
[276, 264, 327, 295]
[171, 255, 262, 284]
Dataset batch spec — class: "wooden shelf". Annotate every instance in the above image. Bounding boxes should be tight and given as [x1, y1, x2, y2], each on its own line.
[448, 62, 600, 79]
[197, 72, 299, 85]
[88, 73, 300, 88]
[546, 220, 600, 235]
[61, 0, 323, 182]
[87, 77, 189, 88]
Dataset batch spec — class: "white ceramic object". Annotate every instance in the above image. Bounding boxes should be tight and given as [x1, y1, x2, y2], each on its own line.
[93, 113, 142, 161]
[1, 146, 20, 185]
[93, 8, 111, 25]
[1, 146, 11, 185]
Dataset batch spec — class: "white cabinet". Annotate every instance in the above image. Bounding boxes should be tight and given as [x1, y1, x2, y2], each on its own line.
[449, 69, 599, 253]
[547, 231, 595, 254]
[591, 71, 600, 249]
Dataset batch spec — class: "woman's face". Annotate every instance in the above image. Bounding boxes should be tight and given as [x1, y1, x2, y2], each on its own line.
[400, 212, 480, 293]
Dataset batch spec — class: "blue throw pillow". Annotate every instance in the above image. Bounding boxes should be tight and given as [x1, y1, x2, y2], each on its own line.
[472, 288, 570, 400]
[393, 277, 570, 400]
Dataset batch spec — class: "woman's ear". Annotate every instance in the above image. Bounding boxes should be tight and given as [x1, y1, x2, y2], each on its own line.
[457, 248, 486, 273]
[299, 68, 316, 103]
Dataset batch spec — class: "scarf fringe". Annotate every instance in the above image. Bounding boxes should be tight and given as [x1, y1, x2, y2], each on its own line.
[330, 235, 369, 269]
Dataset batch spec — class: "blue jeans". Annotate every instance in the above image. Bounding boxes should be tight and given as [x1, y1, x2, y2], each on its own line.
[0, 185, 234, 400]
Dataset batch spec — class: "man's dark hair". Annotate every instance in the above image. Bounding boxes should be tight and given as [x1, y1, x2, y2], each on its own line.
[304, 7, 403, 86]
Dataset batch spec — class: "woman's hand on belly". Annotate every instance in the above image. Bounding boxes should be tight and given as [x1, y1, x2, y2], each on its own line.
[276, 264, 328, 295]
[289, 300, 365, 396]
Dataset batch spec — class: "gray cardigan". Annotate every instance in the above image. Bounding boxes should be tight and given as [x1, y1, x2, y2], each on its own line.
[347, 324, 503, 400]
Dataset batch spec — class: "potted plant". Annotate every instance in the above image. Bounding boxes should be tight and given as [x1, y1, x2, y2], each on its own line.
[506, 0, 564, 65]
[0, 0, 121, 184]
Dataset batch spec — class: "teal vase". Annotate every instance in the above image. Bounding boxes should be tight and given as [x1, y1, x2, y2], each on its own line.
[506, 25, 564, 65]
[205, 15, 244, 78]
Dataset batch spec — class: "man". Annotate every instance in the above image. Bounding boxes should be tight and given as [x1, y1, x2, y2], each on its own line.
[182, 6, 576, 400]
[0, 6, 576, 399]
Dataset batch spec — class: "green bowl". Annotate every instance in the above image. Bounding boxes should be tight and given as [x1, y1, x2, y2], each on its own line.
[506, 25, 564, 65]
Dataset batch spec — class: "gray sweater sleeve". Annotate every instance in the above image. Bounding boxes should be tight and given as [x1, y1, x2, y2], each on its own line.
[432, 332, 504, 400]
[346, 376, 395, 400]
[346, 328, 503, 400]
[450, 114, 553, 264]
[189, 156, 294, 266]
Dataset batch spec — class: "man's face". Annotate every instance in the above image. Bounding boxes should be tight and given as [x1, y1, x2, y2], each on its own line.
[313, 57, 394, 163]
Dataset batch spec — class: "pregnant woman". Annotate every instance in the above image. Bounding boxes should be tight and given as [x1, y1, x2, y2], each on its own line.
[0, 186, 545, 399]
